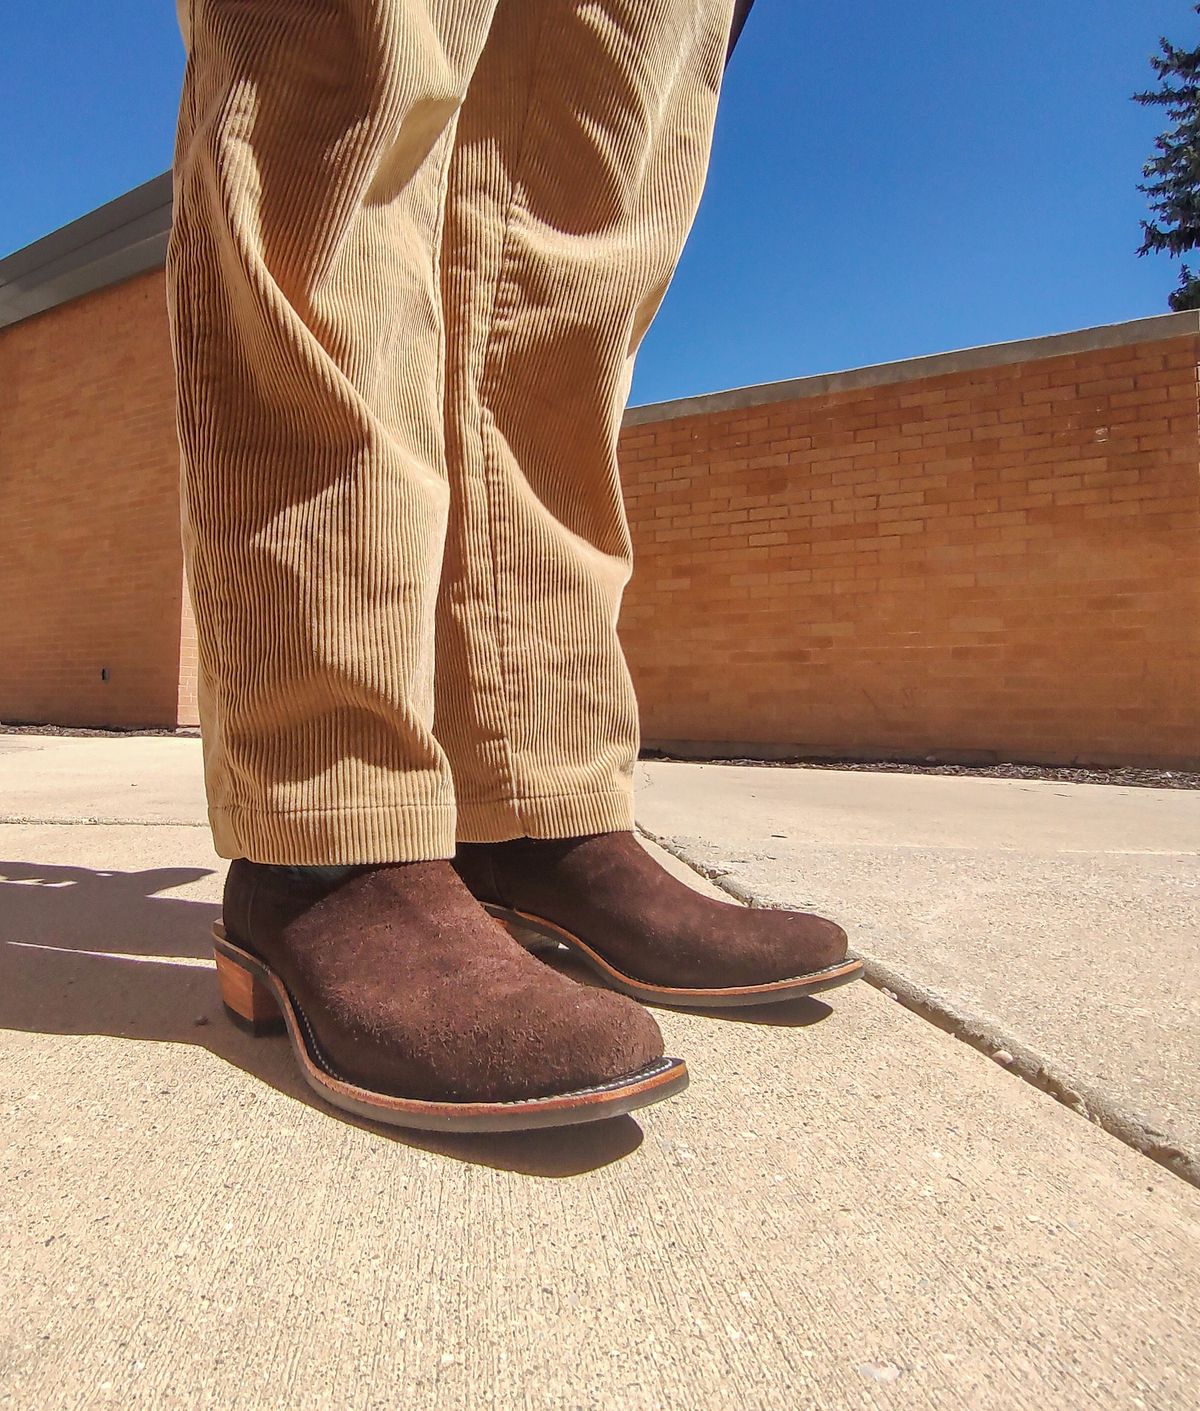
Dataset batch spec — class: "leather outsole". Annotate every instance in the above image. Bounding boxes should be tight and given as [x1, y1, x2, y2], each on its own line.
[484, 904, 865, 1009]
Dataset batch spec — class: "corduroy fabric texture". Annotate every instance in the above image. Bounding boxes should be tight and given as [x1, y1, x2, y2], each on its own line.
[167, 0, 735, 863]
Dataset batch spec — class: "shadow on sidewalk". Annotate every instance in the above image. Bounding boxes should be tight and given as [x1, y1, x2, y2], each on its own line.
[0, 859, 644, 1178]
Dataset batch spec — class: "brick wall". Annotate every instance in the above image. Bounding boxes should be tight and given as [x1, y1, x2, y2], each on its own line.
[177, 582, 200, 728]
[3, 265, 1196, 767]
[619, 326, 1200, 769]
[0, 269, 187, 728]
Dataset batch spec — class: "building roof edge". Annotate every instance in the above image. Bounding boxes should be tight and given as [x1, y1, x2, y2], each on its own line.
[0, 172, 172, 330]
[3, 176, 1195, 415]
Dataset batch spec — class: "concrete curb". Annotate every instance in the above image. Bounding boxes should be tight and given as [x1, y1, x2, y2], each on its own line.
[638, 824, 1200, 1191]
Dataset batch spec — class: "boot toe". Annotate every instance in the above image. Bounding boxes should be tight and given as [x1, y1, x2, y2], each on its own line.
[570, 986, 666, 1085]
[735, 908, 849, 984]
[794, 913, 849, 972]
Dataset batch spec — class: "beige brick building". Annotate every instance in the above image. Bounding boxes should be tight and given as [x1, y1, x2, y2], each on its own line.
[2, 176, 1198, 767]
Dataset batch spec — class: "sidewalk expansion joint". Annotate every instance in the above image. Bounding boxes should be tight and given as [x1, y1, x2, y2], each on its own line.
[637, 823, 1200, 1192]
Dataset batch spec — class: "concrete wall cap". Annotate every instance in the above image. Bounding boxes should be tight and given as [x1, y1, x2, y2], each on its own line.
[624, 311, 1200, 426]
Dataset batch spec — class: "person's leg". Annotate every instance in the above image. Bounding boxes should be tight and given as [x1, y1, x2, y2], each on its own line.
[440, 0, 861, 1003]
[168, 0, 684, 1128]
[436, 0, 739, 838]
[169, 0, 502, 864]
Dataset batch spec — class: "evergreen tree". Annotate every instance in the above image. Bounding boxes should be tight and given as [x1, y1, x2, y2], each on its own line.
[1135, 6, 1200, 311]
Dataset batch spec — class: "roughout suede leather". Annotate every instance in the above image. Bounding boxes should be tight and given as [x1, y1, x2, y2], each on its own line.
[453, 832, 850, 989]
[222, 860, 664, 1103]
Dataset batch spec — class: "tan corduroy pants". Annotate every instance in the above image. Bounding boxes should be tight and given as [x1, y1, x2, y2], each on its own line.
[167, 0, 735, 863]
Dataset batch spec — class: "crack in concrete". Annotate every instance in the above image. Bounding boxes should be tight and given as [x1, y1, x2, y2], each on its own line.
[638, 823, 1200, 1192]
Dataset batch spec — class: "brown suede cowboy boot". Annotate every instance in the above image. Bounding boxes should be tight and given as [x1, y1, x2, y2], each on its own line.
[213, 859, 686, 1131]
[453, 833, 863, 1009]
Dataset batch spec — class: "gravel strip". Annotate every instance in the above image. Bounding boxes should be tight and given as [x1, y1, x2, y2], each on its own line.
[640, 751, 1200, 791]
[1, 723, 200, 738]
[5, 725, 1194, 789]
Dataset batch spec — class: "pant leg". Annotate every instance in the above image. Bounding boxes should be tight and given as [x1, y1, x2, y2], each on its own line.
[434, 0, 737, 841]
[167, 0, 499, 863]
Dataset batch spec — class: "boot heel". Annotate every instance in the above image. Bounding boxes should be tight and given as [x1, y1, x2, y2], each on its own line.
[214, 947, 284, 1035]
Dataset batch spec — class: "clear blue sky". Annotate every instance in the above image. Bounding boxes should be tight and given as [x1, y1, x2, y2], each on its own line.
[0, 1, 1191, 404]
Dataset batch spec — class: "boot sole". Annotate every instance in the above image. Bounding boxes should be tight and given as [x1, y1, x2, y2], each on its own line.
[483, 905, 864, 1009]
[211, 923, 689, 1133]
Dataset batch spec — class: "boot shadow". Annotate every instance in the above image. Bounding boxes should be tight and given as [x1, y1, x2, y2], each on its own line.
[0, 860, 643, 1176]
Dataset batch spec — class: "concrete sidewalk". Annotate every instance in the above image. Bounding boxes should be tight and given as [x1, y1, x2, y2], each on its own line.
[2, 735, 1198, 1410]
[636, 759, 1200, 1181]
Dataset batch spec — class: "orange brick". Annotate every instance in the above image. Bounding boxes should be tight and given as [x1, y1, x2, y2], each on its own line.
[0, 271, 192, 727]
[5, 269, 1198, 768]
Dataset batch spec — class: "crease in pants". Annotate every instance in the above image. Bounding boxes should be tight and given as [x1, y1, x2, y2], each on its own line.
[167, 0, 736, 863]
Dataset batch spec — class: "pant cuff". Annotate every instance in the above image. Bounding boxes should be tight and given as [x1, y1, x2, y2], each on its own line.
[455, 786, 636, 843]
[208, 803, 458, 864]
